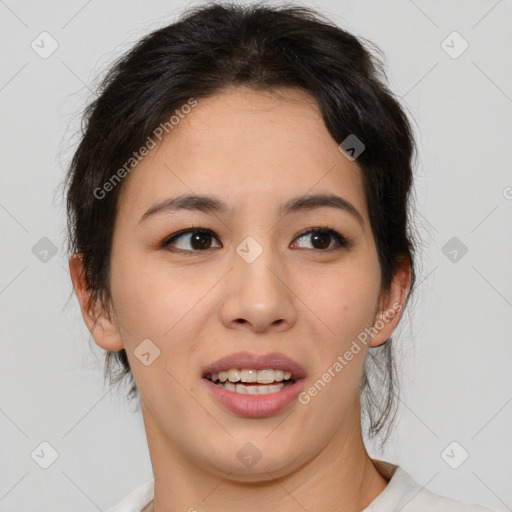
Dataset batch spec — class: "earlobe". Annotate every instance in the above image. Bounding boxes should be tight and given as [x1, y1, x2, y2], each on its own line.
[368, 260, 411, 348]
[68, 253, 125, 352]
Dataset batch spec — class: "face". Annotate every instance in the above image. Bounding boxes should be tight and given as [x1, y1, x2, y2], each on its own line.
[71, 86, 409, 481]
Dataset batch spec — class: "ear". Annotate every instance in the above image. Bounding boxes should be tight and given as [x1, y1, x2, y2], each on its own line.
[368, 257, 411, 348]
[68, 252, 125, 351]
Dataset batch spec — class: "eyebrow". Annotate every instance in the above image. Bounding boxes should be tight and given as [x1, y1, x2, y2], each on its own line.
[138, 192, 365, 229]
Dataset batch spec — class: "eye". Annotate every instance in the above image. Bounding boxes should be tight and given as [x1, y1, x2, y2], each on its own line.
[292, 227, 351, 251]
[161, 227, 351, 253]
[161, 228, 221, 252]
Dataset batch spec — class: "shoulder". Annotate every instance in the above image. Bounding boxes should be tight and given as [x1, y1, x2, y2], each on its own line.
[394, 468, 494, 511]
[365, 461, 496, 512]
[104, 480, 154, 512]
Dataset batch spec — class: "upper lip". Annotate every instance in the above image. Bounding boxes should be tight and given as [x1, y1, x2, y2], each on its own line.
[202, 351, 307, 380]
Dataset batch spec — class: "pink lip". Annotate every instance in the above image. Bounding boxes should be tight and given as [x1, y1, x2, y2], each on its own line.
[201, 351, 307, 379]
[201, 377, 306, 417]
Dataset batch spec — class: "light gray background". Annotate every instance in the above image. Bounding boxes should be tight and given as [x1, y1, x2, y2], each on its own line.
[1, 0, 511, 510]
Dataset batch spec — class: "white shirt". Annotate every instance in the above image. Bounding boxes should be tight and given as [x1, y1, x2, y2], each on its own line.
[105, 459, 495, 512]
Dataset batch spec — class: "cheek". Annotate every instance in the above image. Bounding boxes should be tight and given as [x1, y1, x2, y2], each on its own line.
[109, 251, 224, 399]
[300, 256, 381, 341]
[109, 252, 208, 403]
[110, 248, 210, 340]
[294, 253, 381, 400]
[296, 269, 380, 415]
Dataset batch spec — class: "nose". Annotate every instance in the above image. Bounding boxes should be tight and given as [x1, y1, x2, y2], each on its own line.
[219, 238, 297, 334]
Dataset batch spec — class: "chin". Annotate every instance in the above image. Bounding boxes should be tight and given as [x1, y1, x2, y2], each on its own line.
[196, 438, 304, 481]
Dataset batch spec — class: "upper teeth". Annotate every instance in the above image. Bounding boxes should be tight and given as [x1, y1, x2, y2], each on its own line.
[209, 369, 293, 384]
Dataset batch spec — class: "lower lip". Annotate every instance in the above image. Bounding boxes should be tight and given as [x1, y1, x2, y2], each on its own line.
[201, 377, 306, 418]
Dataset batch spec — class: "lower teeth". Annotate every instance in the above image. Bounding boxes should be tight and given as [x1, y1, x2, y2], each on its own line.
[213, 380, 294, 395]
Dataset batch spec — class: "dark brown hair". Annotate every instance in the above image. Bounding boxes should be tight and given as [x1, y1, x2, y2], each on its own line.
[64, 1, 418, 448]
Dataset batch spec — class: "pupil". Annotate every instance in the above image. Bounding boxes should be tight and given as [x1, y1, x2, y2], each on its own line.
[312, 231, 330, 249]
[192, 232, 211, 250]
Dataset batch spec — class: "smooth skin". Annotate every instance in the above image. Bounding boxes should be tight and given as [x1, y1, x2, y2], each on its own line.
[70, 86, 411, 512]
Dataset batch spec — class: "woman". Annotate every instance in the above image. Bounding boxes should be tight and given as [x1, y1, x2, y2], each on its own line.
[64, 2, 495, 511]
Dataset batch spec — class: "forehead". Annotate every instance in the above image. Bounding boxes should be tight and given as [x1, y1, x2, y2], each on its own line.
[117, 86, 368, 222]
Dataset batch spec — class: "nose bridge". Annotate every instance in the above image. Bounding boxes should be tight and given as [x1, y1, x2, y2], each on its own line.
[234, 232, 281, 293]
[230, 200, 280, 279]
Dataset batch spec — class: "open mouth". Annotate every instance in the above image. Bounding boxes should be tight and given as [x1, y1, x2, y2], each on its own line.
[201, 364, 307, 417]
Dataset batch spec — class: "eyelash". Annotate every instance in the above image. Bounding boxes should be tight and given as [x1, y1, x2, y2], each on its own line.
[160, 227, 351, 254]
